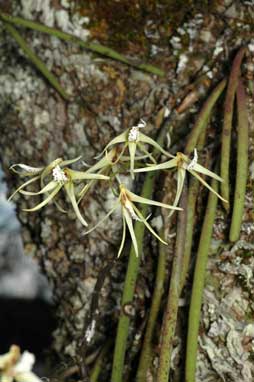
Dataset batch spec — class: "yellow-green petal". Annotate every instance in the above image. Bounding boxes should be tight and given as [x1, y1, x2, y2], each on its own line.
[138, 132, 174, 158]
[83, 202, 119, 235]
[169, 167, 186, 217]
[117, 216, 127, 258]
[8, 175, 41, 201]
[23, 184, 62, 212]
[189, 170, 227, 202]
[133, 205, 168, 245]
[123, 208, 139, 257]
[65, 168, 110, 181]
[102, 131, 128, 153]
[60, 155, 82, 167]
[137, 142, 157, 163]
[126, 189, 182, 211]
[134, 157, 178, 173]
[10, 164, 43, 176]
[20, 180, 58, 195]
[64, 182, 88, 226]
[191, 162, 223, 182]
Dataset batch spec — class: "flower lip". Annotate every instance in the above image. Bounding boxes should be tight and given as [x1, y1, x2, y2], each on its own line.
[128, 119, 146, 142]
[52, 165, 68, 183]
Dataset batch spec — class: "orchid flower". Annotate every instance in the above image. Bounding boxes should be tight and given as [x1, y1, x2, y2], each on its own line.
[134, 149, 227, 213]
[0, 345, 41, 382]
[78, 146, 151, 201]
[100, 119, 173, 179]
[9, 157, 109, 227]
[84, 183, 182, 257]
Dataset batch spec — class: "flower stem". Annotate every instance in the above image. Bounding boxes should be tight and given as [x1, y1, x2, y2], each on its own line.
[229, 79, 248, 242]
[156, 185, 188, 382]
[2, 22, 70, 100]
[220, 47, 246, 210]
[111, 120, 170, 382]
[185, 79, 227, 155]
[90, 340, 112, 382]
[180, 78, 225, 289]
[136, 228, 167, 382]
[0, 11, 165, 77]
[180, 176, 199, 291]
[185, 177, 218, 382]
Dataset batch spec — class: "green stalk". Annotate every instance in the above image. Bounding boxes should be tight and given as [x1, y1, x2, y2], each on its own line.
[111, 121, 169, 382]
[2, 22, 70, 100]
[180, 176, 199, 291]
[229, 79, 248, 242]
[185, 177, 218, 382]
[180, 79, 226, 289]
[90, 340, 112, 382]
[185, 79, 227, 155]
[111, 172, 157, 382]
[0, 11, 165, 77]
[156, 185, 188, 382]
[136, 228, 167, 381]
[220, 47, 246, 210]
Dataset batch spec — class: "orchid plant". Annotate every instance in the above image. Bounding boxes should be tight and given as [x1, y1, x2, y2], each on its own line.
[9, 119, 226, 257]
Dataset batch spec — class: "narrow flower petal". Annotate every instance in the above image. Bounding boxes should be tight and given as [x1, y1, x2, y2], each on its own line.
[85, 156, 111, 174]
[102, 131, 128, 153]
[19, 181, 58, 195]
[23, 184, 62, 212]
[126, 190, 182, 211]
[138, 132, 174, 158]
[123, 208, 139, 257]
[128, 141, 137, 179]
[169, 167, 186, 217]
[117, 215, 127, 258]
[121, 154, 149, 161]
[8, 176, 41, 201]
[10, 164, 43, 176]
[137, 143, 156, 163]
[188, 170, 227, 202]
[15, 372, 41, 382]
[64, 182, 88, 226]
[78, 182, 91, 202]
[133, 205, 168, 245]
[134, 157, 178, 173]
[191, 162, 223, 181]
[83, 202, 119, 235]
[60, 156, 82, 167]
[65, 169, 110, 181]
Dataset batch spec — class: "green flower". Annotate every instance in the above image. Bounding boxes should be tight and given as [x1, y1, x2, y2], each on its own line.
[134, 149, 227, 212]
[9, 157, 109, 227]
[99, 119, 172, 179]
[84, 183, 182, 257]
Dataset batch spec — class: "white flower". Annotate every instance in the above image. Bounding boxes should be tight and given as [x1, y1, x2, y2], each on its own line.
[99, 119, 172, 179]
[84, 183, 181, 257]
[0, 345, 41, 382]
[9, 156, 109, 227]
[134, 150, 227, 213]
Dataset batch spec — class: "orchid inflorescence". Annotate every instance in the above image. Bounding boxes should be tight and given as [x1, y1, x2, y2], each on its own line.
[9, 119, 226, 257]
